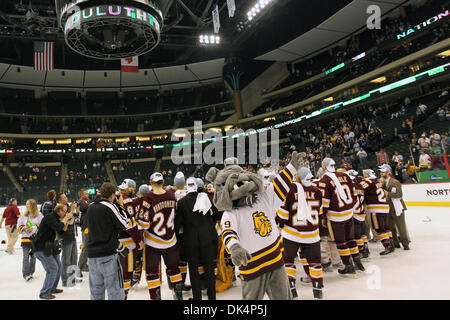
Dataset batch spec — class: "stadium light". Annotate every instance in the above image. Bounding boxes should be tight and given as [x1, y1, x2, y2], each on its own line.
[247, 0, 273, 20]
[199, 34, 220, 45]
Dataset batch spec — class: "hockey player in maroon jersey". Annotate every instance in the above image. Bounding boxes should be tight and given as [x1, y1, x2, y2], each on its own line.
[116, 179, 143, 299]
[346, 170, 370, 259]
[276, 167, 324, 299]
[317, 158, 365, 275]
[314, 169, 342, 273]
[137, 172, 183, 300]
[131, 184, 151, 288]
[361, 169, 394, 255]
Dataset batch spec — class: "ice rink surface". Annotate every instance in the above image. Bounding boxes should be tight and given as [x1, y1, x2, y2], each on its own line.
[0, 206, 449, 300]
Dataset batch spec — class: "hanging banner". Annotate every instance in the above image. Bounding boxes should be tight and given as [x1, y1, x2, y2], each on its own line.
[212, 4, 220, 33]
[121, 56, 139, 72]
[227, 0, 236, 18]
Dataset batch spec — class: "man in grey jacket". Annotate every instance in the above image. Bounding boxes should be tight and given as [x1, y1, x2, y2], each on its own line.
[379, 164, 411, 250]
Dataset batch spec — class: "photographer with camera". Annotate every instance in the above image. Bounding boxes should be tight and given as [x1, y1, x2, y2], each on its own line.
[85, 182, 144, 300]
[77, 188, 90, 275]
[55, 192, 80, 287]
[33, 204, 73, 299]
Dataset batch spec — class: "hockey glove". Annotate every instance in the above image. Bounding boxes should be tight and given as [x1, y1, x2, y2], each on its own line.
[230, 243, 252, 267]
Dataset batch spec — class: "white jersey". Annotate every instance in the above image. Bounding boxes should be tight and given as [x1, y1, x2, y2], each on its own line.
[221, 163, 296, 281]
[18, 213, 43, 244]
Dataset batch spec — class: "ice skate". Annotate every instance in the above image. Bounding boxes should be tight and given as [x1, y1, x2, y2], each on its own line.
[289, 282, 299, 300]
[379, 245, 395, 256]
[173, 283, 183, 300]
[353, 256, 365, 272]
[322, 261, 333, 272]
[361, 244, 370, 260]
[312, 282, 323, 300]
[338, 261, 356, 276]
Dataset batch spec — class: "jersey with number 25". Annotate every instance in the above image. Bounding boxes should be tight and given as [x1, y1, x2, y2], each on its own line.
[276, 182, 323, 244]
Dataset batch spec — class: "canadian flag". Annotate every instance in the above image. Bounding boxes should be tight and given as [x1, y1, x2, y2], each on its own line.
[121, 56, 139, 72]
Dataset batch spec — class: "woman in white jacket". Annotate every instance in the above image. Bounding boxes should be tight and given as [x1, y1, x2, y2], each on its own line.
[18, 199, 43, 281]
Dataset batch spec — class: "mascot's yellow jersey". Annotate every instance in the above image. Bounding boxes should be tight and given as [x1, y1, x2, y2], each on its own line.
[221, 163, 296, 281]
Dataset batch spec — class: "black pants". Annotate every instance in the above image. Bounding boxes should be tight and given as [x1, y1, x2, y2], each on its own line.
[185, 241, 217, 300]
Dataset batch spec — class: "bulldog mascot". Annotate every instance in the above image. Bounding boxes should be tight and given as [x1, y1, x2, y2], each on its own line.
[206, 152, 306, 300]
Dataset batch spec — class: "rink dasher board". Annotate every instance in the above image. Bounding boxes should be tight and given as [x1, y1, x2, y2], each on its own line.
[1, 182, 449, 217]
[402, 182, 450, 207]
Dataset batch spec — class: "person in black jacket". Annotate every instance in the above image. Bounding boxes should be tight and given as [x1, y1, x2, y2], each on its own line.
[84, 182, 144, 300]
[40, 189, 56, 216]
[175, 177, 218, 300]
[33, 204, 73, 299]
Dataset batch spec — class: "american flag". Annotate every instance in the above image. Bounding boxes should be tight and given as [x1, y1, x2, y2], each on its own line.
[33, 41, 54, 71]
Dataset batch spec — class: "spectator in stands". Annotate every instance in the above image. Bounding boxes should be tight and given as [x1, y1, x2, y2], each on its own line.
[404, 96, 411, 106]
[438, 89, 448, 98]
[419, 151, 432, 171]
[17, 199, 43, 281]
[353, 139, 361, 153]
[399, 104, 406, 116]
[418, 133, 430, 152]
[392, 151, 403, 167]
[342, 146, 351, 163]
[0, 198, 21, 254]
[367, 128, 379, 153]
[429, 130, 441, 146]
[55, 193, 80, 287]
[357, 147, 368, 166]
[368, 120, 377, 132]
[406, 116, 415, 130]
[430, 152, 443, 171]
[442, 132, 450, 150]
[430, 141, 442, 155]
[405, 159, 418, 183]
[397, 121, 411, 142]
[41, 189, 56, 216]
[416, 102, 428, 122]
[437, 106, 446, 121]
[377, 148, 389, 165]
